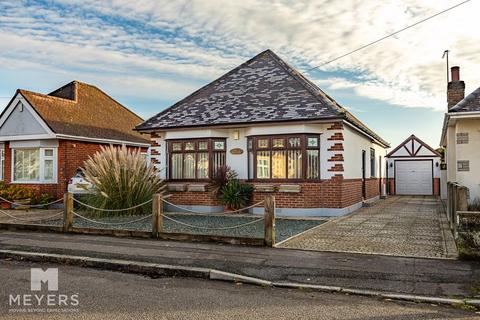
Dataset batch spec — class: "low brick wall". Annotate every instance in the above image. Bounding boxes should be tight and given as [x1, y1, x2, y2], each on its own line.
[166, 177, 381, 210]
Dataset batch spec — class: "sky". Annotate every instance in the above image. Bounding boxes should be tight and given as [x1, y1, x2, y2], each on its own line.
[0, 0, 479, 149]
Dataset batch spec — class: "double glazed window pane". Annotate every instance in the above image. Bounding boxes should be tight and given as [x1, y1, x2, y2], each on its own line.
[306, 150, 319, 179]
[14, 149, 40, 181]
[197, 153, 209, 179]
[183, 153, 195, 179]
[288, 150, 302, 179]
[272, 151, 286, 179]
[256, 151, 270, 179]
[171, 154, 183, 179]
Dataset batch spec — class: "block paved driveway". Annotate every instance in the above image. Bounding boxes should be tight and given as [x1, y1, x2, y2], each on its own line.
[278, 196, 458, 258]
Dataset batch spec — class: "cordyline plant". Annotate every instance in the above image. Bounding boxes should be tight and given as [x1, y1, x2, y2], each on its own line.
[82, 145, 164, 217]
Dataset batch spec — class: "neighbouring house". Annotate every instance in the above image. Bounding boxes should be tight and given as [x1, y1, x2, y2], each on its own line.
[0, 81, 150, 199]
[386, 135, 441, 196]
[441, 66, 480, 201]
[136, 50, 389, 216]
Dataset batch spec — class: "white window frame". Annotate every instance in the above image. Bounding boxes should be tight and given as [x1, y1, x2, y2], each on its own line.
[11, 147, 58, 184]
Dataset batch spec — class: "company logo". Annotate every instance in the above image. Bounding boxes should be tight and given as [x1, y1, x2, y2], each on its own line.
[31, 268, 58, 291]
[7, 267, 79, 313]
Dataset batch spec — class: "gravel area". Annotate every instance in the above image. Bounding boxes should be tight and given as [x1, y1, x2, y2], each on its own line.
[40, 213, 325, 243]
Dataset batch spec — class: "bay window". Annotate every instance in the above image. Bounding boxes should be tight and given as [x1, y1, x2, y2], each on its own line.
[12, 148, 57, 183]
[168, 139, 226, 180]
[247, 135, 320, 180]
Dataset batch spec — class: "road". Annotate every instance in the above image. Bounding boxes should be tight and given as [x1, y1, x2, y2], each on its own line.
[0, 260, 477, 319]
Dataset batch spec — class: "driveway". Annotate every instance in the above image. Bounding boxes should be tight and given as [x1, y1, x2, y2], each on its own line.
[278, 196, 458, 258]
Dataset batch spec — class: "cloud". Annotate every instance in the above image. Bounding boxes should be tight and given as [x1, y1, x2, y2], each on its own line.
[0, 0, 478, 110]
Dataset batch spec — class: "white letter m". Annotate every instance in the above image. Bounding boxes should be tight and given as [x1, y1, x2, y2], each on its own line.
[31, 268, 58, 291]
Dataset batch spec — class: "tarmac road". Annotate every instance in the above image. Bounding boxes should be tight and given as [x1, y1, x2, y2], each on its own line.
[0, 260, 477, 320]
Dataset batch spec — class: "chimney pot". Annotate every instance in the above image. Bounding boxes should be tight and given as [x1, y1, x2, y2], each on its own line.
[451, 66, 460, 81]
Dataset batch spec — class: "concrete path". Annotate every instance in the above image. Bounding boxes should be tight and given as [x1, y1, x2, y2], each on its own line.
[279, 196, 458, 258]
[0, 230, 478, 298]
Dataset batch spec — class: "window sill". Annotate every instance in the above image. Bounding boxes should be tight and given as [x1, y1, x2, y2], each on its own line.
[11, 181, 58, 185]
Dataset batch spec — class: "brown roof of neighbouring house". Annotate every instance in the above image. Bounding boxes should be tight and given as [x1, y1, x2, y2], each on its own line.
[136, 49, 389, 147]
[15, 81, 149, 145]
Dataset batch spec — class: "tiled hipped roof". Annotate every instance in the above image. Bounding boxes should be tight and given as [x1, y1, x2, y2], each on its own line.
[449, 87, 480, 112]
[17, 81, 149, 144]
[137, 50, 389, 147]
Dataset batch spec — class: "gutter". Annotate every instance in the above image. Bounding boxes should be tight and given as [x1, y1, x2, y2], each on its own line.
[55, 134, 150, 148]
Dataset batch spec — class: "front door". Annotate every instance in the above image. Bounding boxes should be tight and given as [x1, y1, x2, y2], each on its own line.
[362, 150, 366, 199]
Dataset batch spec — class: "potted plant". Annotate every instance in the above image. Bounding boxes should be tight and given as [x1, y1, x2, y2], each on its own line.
[219, 179, 253, 212]
[209, 165, 237, 198]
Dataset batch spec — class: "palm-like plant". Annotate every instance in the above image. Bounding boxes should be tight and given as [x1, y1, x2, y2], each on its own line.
[82, 145, 164, 217]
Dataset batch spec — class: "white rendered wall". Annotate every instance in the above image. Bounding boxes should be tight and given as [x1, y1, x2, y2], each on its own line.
[454, 119, 480, 200]
[342, 125, 387, 180]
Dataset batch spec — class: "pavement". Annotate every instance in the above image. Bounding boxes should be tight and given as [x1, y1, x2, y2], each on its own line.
[1, 260, 478, 319]
[0, 230, 479, 299]
[279, 196, 458, 258]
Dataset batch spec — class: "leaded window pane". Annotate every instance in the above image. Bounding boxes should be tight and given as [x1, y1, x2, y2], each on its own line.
[256, 151, 270, 179]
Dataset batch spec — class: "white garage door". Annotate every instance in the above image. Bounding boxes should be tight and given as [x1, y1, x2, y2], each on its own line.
[395, 161, 433, 195]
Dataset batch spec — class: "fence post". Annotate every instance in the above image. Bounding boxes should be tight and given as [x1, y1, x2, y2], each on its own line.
[455, 186, 468, 238]
[264, 195, 276, 247]
[63, 192, 73, 232]
[152, 193, 163, 237]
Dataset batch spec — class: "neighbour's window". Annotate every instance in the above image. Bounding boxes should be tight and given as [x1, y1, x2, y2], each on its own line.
[168, 139, 226, 180]
[370, 148, 375, 177]
[456, 133, 469, 144]
[247, 135, 320, 180]
[457, 160, 470, 172]
[12, 148, 57, 183]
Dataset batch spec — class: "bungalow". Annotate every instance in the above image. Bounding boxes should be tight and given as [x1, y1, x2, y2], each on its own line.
[136, 50, 389, 216]
[0, 81, 150, 198]
[441, 66, 480, 202]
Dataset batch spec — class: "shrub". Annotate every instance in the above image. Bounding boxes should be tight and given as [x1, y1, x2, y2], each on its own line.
[219, 179, 253, 211]
[31, 193, 55, 206]
[0, 185, 35, 202]
[209, 165, 238, 198]
[82, 145, 164, 217]
[468, 198, 480, 211]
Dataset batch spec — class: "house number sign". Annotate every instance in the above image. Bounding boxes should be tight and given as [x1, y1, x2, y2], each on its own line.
[230, 148, 244, 155]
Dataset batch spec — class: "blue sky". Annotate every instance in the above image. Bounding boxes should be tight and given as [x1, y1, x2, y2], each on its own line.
[0, 0, 478, 149]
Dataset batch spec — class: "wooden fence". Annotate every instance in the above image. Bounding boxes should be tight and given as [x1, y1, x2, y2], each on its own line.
[446, 182, 468, 238]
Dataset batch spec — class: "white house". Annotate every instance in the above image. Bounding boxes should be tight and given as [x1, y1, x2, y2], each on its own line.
[441, 66, 480, 201]
[386, 135, 441, 196]
[136, 50, 389, 216]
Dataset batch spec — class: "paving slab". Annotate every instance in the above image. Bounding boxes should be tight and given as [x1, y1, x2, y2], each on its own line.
[279, 196, 458, 258]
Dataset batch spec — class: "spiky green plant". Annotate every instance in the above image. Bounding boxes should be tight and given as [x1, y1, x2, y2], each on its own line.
[82, 145, 164, 217]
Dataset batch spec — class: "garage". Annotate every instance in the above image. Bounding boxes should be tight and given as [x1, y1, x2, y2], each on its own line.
[386, 135, 441, 196]
[395, 160, 432, 195]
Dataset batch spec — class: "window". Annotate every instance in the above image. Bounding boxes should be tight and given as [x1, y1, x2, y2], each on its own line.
[457, 160, 469, 172]
[370, 148, 375, 177]
[12, 148, 57, 183]
[168, 139, 226, 180]
[456, 133, 469, 144]
[247, 135, 320, 180]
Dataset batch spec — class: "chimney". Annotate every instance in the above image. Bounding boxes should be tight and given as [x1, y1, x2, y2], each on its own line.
[447, 66, 465, 109]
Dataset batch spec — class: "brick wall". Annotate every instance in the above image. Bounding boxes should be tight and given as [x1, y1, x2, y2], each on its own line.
[4, 140, 146, 199]
[166, 177, 381, 210]
[168, 189, 221, 206]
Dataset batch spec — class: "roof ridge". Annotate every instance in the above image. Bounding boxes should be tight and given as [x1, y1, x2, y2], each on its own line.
[136, 49, 272, 130]
[18, 89, 76, 103]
